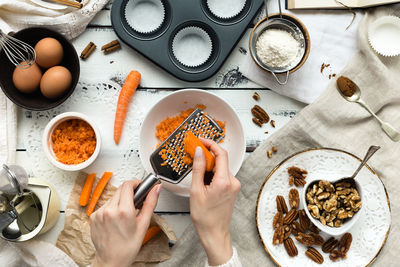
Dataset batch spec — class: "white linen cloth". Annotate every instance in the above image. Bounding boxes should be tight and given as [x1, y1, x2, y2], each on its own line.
[240, 2, 364, 104]
[0, 0, 109, 39]
[0, 91, 17, 164]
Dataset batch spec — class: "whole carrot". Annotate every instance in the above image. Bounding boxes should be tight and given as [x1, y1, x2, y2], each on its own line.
[142, 226, 161, 246]
[86, 172, 113, 216]
[114, 70, 141, 144]
[183, 131, 215, 172]
[79, 173, 96, 206]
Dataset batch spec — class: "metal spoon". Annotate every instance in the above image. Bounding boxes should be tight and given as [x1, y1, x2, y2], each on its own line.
[334, 145, 380, 185]
[337, 78, 400, 142]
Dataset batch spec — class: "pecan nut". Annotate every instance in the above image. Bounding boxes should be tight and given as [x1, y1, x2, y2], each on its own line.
[309, 233, 324, 246]
[284, 237, 298, 257]
[272, 226, 284, 246]
[329, 250, 346, 261]
[294, 178, 306, 187]
[299, 209, 311, 231]
[338, 232, 352, 254]
[291, 221, 306, 234]
[251, 105, 270, 123]
[309, 223, 320, 234]
[305, 247, 324, 264]
[295, 232, 315, 246]
[283, 225, 292, 240]
[273, 212, 283, 229]
[288, 188, 300, 209]
[322, 237, 339, 253]
[276, 195, 288, 214]
[283, 209, 298, 225]
[252, 118, 262, 127]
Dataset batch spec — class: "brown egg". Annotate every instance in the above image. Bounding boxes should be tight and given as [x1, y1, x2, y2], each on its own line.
[35, 37, 64, 68]
[12, 62, 42, 93]
[40, 66, 72, 99]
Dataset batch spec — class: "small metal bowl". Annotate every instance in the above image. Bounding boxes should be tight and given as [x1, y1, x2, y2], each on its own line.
[249, 13, 311, 84]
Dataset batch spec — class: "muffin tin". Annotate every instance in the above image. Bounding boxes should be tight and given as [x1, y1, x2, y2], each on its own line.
[111, 0, 264, 82]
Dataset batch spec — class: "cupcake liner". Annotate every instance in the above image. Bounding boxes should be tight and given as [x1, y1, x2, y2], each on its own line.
[206, 0, 246, 19]
[124, 0, 165, 34]
[368, 15, 400, 57]
[172, 26, 213, 68]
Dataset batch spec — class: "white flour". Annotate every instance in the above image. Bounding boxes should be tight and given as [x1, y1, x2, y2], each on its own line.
[256, 28, 300, 68]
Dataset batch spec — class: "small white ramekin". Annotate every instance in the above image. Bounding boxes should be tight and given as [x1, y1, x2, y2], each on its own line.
[368, 16, 400, 57]
[42, 112, 101, 171]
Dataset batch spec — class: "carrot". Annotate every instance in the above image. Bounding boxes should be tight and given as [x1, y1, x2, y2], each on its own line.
[79, 173, 96, 206]
[183, 131, 215, 172]
[114, 70, 141, 144]
[86, 172, 113, 216]
[142, 226, 161, 246]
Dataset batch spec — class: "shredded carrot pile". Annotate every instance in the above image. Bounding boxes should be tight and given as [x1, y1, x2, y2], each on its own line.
[51, 119, 96, 165]
[155, 105, 225, 173]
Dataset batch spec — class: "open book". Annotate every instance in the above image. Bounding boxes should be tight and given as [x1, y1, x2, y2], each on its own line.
[287, 0, 400, 9]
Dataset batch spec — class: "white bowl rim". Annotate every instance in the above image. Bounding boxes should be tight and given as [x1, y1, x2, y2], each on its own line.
[302, 177, 363, 236]
[42, 112, 102, 172]
[139, 88, 246, 195]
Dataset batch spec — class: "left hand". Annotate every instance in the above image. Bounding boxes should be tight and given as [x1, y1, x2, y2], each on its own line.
[90, 180, 161, 267]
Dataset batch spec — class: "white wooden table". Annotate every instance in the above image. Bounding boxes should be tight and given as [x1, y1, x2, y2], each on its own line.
[15, 2, 305, 245]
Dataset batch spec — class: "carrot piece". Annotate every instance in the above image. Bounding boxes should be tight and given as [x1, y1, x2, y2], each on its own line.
[142, 226, 161, 246]
[79, 173, 96, 207]
[114, 70, 141, 144]
[183, 131, 215, 172]
[86, 172, 113, 216]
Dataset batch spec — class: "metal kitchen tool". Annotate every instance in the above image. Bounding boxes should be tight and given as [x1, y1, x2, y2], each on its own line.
[337, 78, 400, 142]
[249, 0, 305, 85]
[111, 0, 264, 82]
[0, 196, 34, 238]
[334, 145, 380, 186]
[134, 108, 224, 208]
[0, 30, 36, 69]
[0, 164, 29, 195]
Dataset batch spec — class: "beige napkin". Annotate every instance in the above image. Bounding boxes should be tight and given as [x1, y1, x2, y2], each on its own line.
[159, 5, 400, 267]
[56, 172, 177, 267]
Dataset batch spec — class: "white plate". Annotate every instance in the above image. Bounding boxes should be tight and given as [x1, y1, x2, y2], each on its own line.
[256, 148, 391, 267]
[139, 89, 245, 197]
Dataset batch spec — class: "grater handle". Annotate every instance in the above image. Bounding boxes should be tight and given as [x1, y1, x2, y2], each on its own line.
[134, 174, 160, 209]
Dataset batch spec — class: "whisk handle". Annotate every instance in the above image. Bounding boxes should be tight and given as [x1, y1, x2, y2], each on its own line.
[133, 174, 160, 209]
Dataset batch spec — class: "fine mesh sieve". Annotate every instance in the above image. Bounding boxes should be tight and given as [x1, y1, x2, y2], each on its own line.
[249, 0, 305, 85]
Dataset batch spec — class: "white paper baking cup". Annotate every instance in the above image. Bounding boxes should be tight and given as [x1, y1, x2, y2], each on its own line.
[124, 0, 165, 34]
[172, 26, 213, 68]
[368, 16, 400, 57]
[206, 0, 246, 19]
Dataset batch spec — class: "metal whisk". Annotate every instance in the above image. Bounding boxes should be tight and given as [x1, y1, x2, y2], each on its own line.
[0, 30, 36, 69]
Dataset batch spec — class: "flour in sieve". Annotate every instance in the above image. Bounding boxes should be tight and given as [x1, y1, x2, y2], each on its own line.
[256, 29, 301, 69]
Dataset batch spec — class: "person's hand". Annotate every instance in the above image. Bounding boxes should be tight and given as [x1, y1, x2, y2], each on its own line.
[90, 180, 161, 267]
[190, 139, 241, 266]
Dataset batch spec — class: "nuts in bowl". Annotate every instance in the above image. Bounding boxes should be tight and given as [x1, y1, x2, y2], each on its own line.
[42, 112, 101, 171]
[303, 179, 363, 236]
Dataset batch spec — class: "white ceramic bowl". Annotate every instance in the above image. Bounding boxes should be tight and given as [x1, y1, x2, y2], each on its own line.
[302, 177, 363, 236]
[42, 112, 101, 171]
[139, 89, 245, 197]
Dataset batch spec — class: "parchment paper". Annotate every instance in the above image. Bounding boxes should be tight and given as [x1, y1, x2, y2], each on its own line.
[56, 172, 177, 267]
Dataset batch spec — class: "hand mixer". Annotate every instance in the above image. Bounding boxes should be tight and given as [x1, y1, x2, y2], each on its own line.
[133, 108, 225, 208]
[0, 30, 36, 68]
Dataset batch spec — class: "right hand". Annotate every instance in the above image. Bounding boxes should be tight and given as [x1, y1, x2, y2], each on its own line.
[190, 139, 241, 266]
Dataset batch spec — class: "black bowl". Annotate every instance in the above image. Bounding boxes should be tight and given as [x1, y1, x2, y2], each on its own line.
[0, 27, 80, 111]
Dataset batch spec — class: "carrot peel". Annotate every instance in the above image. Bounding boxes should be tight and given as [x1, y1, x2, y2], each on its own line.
[79, 173, 96, 206]
[183, 131, 215, 172]
[86, 172, 113, 216]
[114, 70, 141, 144]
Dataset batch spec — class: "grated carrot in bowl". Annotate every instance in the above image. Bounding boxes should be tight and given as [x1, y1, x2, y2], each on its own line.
[51, 119, 97, 165]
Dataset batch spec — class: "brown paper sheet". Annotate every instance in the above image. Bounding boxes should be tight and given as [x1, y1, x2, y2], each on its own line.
[56, 172, 177, 267]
